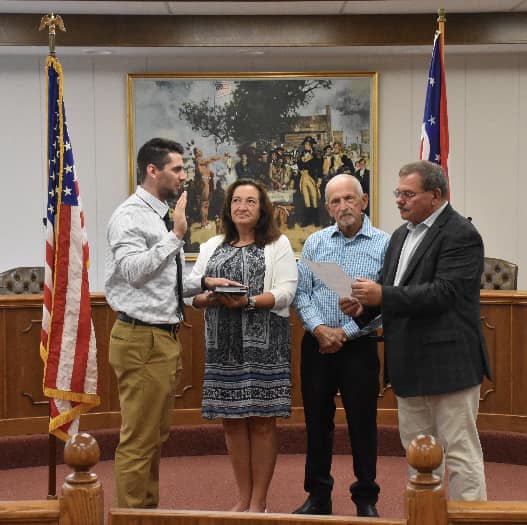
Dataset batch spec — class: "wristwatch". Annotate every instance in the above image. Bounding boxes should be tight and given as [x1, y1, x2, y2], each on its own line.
[245, 296, 257, 310]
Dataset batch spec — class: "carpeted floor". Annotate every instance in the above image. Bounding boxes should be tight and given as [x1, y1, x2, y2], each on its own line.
[1, 424, 527, 522]
[1, 453, 527, 520]
[3, 423, 527, 470]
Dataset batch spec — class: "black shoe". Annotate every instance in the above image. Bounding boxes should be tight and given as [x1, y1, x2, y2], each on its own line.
[356, 503, 379, 517]
[293, 497, 332, 515]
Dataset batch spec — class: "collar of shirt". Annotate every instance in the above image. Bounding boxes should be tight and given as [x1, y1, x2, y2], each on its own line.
[406, 200, 448, 232]
[136, 185, 169, 219]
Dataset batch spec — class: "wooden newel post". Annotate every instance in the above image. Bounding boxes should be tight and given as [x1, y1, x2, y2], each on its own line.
[60, 432, 104, 525]
[405, 434, 448, 525]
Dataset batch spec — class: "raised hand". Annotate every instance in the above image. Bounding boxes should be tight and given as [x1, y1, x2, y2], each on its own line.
[172, 191, 188, 239]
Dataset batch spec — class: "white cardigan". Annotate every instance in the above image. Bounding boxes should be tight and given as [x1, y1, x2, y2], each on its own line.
[187, 234, 298, 317]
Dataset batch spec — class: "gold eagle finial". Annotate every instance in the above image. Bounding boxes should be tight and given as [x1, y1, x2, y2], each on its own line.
[39, 13, 66, 54]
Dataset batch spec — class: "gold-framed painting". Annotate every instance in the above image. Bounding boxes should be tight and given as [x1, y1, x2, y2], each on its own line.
[127, 72, 378, 257]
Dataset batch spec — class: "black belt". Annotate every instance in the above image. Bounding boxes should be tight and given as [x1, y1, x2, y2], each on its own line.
[117, 312, 180, 334]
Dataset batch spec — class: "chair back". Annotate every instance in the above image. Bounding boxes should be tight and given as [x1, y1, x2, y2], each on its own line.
[481, 257, 518, 290]
[0, 266, 45, 294]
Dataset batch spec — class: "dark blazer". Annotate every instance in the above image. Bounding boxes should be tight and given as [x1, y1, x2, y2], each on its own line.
[379, 204, 491, 397]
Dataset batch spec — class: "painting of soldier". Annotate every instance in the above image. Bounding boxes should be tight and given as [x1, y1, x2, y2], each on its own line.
[193, 146, 228, 230]
[128, 73, 377, 254]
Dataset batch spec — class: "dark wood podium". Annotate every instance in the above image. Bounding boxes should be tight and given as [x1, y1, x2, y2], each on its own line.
[1, 290, 526, 436]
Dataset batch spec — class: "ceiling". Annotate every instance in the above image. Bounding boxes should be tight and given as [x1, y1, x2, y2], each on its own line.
[1, 0, 527, 15]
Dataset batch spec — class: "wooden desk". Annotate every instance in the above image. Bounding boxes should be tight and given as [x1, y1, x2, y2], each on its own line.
[1, 291, 526, 436]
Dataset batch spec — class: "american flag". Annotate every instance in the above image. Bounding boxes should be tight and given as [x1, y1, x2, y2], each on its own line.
[40, 56, 100, 441]
[215, 80, 231, 98]
[419, 31, 450, 200]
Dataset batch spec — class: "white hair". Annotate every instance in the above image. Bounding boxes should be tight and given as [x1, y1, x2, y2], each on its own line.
[325, 174, 363, 204]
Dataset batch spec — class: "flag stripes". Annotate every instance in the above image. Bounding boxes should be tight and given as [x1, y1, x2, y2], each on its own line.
[419, 31, 450, 199]
[40, 55, 100, 441]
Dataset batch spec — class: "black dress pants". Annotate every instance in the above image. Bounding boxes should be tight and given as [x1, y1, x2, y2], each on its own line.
[300, 331, 380, 505]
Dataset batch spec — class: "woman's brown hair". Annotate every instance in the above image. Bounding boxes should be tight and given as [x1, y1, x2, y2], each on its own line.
[220, 179, 281, 248]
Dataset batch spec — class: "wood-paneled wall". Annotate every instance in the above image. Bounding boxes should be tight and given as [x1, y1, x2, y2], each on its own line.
[1, 291, 526, 436]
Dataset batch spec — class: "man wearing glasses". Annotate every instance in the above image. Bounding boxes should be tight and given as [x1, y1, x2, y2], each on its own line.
[340, 160, 490, 501]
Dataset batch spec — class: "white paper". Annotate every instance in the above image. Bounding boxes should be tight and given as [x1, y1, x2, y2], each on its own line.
[302, 259, 355, 297]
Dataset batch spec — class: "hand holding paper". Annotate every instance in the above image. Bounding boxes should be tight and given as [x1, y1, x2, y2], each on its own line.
[351, 278, 383, 306]
[339, 296, 363, 317]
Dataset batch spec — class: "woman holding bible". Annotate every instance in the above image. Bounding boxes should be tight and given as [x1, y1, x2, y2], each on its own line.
[188, 178, 298, 513]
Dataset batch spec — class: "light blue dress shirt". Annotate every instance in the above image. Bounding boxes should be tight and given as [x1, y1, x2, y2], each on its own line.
[295, 214, 390, 339]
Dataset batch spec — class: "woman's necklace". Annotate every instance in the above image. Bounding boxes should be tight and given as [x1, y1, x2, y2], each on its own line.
[231, 239, 254, 248]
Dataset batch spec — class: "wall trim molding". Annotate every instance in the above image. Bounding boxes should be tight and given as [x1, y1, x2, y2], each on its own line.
[1, 13, 527, 48]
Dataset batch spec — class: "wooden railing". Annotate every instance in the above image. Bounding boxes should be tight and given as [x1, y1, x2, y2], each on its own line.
[2, 433, 527, 525]
[0, 432, 102, 525]
[0, 500, 60, 525]
[107, 435, 527, 525]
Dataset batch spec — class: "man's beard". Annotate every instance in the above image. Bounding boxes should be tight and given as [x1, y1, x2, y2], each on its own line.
[338, 213, 357, 229]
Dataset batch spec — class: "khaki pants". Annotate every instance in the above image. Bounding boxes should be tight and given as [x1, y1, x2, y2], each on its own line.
[397, 384, 487, 501]
[109, 320, 183, 508]
[300, 171, 318, 208]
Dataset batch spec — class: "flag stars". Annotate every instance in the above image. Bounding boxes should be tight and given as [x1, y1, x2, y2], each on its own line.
[48, 204, 54, 214]
[64, 142, 71, 151]
[63, 186, 72, 196]
[64, 164, 73, 174]
[435, 154, 441, 162]
[428, 115, 436, 125]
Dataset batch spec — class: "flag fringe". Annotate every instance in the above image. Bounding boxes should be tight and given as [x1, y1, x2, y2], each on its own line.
[44, 386, 100, 405]
[46, 391, 100, 441]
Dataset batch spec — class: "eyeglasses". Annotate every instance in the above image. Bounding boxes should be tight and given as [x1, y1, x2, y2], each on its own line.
[392, 189, 430, 200]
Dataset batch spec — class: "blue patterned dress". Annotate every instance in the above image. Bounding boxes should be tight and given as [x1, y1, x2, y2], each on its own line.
[202, 242, 291, 419]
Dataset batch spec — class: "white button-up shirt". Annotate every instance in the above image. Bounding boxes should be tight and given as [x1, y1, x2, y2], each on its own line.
[394, 201, 448, 285]
[105, 186, 202, 323]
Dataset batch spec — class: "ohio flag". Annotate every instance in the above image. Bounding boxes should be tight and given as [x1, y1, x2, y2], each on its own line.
[40, 55, 100, 441]
[419, 31, 450, 200]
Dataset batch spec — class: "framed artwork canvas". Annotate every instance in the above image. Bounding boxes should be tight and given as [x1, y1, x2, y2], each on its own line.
[127, 72, 378, 256]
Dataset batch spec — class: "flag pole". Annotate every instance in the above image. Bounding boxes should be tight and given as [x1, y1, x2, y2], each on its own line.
[437, 8, 446, 45]
[419, 8, 450, 200]
[38, 12, 66, 56]
[39, 12, 66, 500]
[437, 8, 450, 201]
[47, 436, 57, 499]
